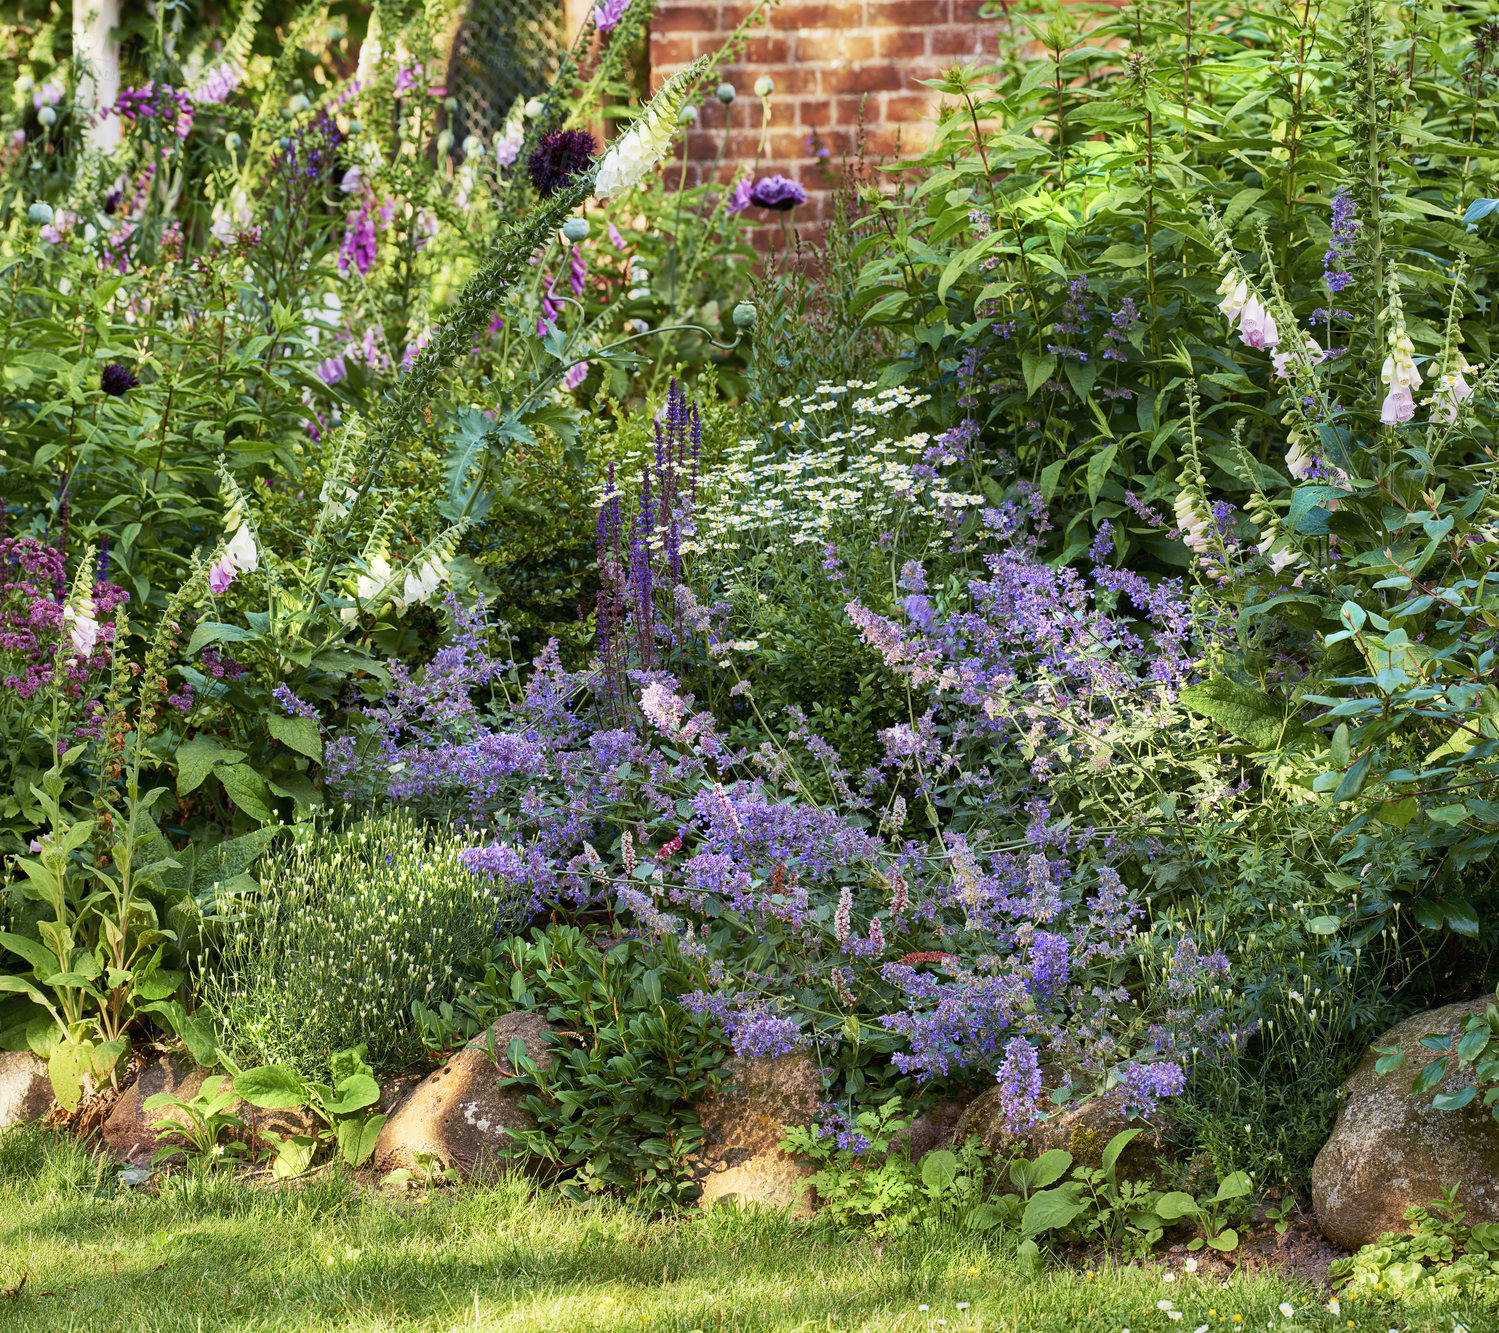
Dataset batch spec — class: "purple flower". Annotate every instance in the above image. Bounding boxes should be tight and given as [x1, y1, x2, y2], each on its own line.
[339, 207, 378, 278]
[727, 177, 754, 215]
[995, 1038, 1042, 1131]
[527, 130, 597, 197]
[1115, 1061, 1186, 1116]
[272, 683, 319, 720]
[592, 0, 630, 33]
[748, 175, 806, 211]
[1324, 188, 1358, 294]
[100, 363, 139, 396]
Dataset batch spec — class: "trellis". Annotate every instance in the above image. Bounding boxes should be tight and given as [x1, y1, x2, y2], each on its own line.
[444, 0, 566, 145]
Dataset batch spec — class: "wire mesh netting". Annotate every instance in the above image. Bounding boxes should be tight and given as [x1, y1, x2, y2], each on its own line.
[445, 0, 566, 145]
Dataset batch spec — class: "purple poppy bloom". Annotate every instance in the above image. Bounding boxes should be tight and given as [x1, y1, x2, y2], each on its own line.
[748, 174, 806, 211]
[593, 0, 630, 34]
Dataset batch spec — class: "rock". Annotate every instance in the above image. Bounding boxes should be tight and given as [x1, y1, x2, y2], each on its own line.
[0, 1051, 53, 1129]
[372, 1011, 553, 1180]
[1313, 997, 1499, 1250]
[953, 1084, 1167, 1182]
[100, 1052, 210, 1164]
[688, 1052, 821, 1213]
[900, 1095, 976, 1159]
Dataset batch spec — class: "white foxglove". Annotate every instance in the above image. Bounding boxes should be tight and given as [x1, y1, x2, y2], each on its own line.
[594, 58, 708, 201]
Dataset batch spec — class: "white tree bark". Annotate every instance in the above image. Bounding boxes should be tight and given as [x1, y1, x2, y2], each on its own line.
[73, 0, 122, 151]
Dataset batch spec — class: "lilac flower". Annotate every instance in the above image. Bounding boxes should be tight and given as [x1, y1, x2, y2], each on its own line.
[338, 205, 377, 277]
[994, 1037, 1042, 1131]
[272, 684, 319, 720]
[592, 0, 631, 33]
[1324, 188, 1358, 294]
[1115, 1061, 1186, 1116]
[748, 175, 806, 211]
[726, 177, 754, 215]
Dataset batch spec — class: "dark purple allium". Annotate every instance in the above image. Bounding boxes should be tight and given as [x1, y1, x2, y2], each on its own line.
[748, 174, 807, 211]
[100, 363, 139, 396]
[527, 130, 597, 197]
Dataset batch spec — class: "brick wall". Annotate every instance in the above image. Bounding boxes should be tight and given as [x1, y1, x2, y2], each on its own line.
[651, 1, 995, 225]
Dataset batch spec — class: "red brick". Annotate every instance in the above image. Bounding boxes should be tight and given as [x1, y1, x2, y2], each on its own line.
[831, 92, 875, 125]
[651, 5, 721, 33]
[876, 0, 952, 23]
[876, 27, 928, 58]
[796, 96, 833, 126]
[930, 26, 988, 56]
[650, 33, 704, 65]
[773, 2, 859, 27]
[821, 62, 905, 94]
[741, 32, 793, 62]
[881, 92, 937, 122]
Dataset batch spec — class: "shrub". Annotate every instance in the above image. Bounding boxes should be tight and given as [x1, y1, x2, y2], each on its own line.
[203, 811, 527, 1076]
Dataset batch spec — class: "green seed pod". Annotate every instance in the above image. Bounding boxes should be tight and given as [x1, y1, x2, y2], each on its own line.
[37, 105, 56, 127]
[289, 93, 310, 114]
[27, 200, 52, 224]
[716, 83, 736, 105]
[562, 216, 590, 242]
[732, 301, 757, 329]
[225, 131, 243, 152]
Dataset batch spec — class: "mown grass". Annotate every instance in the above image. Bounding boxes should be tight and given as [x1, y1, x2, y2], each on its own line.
[0, 1127, 1480, 1333]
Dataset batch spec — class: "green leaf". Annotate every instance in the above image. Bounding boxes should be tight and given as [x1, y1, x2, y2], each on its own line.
[1179, 677, 1311, 750]
[184, 621, 258, 658]
[1038, 458, 1066, 505]
[1099, 1128, 1141, 1178]
[271, 1134, 318, 1179]
[1085, 442, 1118, 505]
[1331, 752, 1374, 805]
[1306, 915, 1341, 936]
[920, 1149, 960, 1193]
[267, 714, 323, 764]
[0, 931, 58, 977]
[215, 764, 275, 823]
[1020, 1183, 1089, 1236]
[1021, 350, 1058, 399]
[1206, 1228, 1240, 1252]
[337, 1112, 386, 1167]
[1027, 1148, 1073, 1190]
[324, 1073, 380, 1116]
[1412, 1056, 1449, 1095]
[1210, 1170, 1252, 1203]
[175, 736, 243, 797]
[1433, 1086, 1479, 1111]
[1152, 1190, 1199, 1222]
[234, 1064, 308, 1110]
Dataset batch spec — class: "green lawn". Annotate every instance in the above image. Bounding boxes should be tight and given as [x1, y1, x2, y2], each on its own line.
[0, 1129, 1479, 1333]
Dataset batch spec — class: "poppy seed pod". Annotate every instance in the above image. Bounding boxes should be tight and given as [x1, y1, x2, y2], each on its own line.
[562, 216, 591, 242]
[716, 83, 736, 104]
[27, 201, 52, 224]
[754, 75, 774, 97]
[37, 105, 56, 127]
[732, 301, 757, 329]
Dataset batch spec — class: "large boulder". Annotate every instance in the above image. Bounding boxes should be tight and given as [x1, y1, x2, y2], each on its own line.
[1314, 998, 1499, 1250]
[99, 1051, 210, 1164]
[373, 1011, 553, 1180]
[0, 1051, 53, 1130]
[688, 1052, 821, 1213]
[953, 1084, 1167, 1182]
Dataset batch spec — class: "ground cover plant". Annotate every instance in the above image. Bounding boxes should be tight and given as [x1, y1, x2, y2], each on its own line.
[0, 1125, 1476, 1333]
[7, 0, 1499, 1325]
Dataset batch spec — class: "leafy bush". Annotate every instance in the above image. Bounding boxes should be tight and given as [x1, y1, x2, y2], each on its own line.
[203, 812, 526, 1077]
[1331, 1191, 1499, 1306]
[416, 925, 731, 1209]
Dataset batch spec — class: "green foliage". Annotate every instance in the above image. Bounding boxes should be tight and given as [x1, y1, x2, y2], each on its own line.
[783, 1105, 1173, 1260]
[418, 925, 731, 1209]
[1376, 993, 1499, 1119]
[142, 1074, 249, 1171]
[232, 1043, 388, 1177]
[781, 1100, 998, 1239]
[202, 812, 522, 1077]
[1331, 1190, 1499, 1305]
